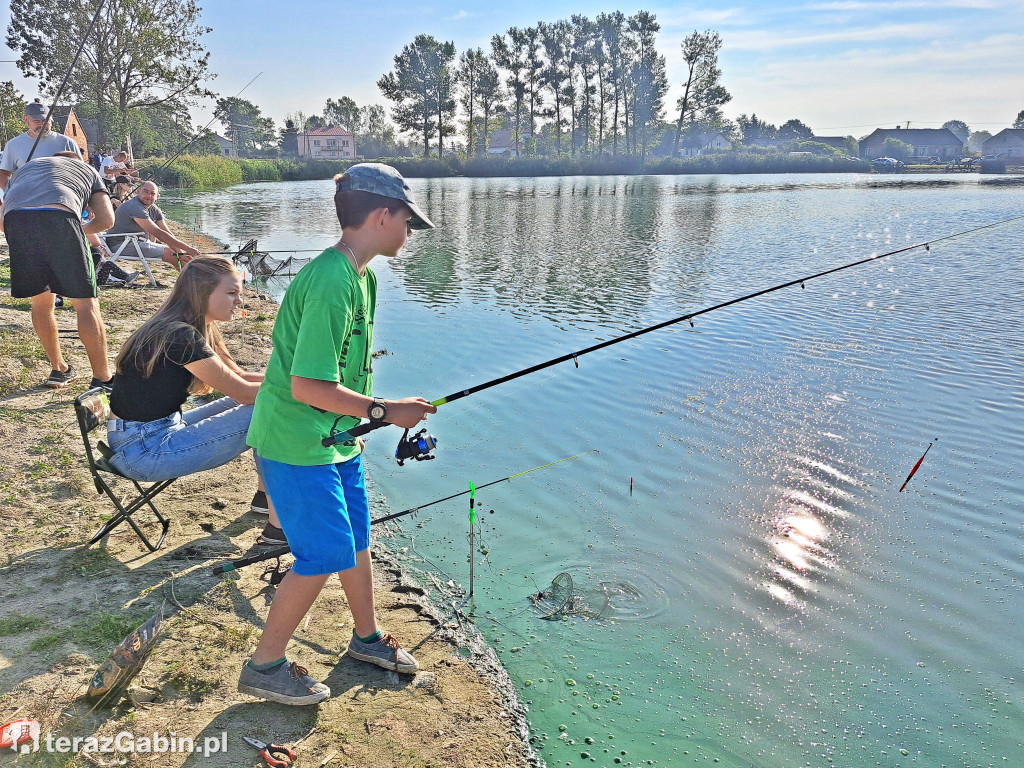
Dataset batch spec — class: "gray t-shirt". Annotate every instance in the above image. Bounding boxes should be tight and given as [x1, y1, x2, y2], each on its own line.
[108, 197, 164, 247]
[1, 156, 106, 218]
[0, 131, 80, 174]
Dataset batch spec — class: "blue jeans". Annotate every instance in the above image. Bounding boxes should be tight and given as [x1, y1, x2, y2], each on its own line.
[106, 397, 254, 482]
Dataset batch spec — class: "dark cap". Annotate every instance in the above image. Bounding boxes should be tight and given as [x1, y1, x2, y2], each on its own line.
[336, 163, 434, 229]
[25, 101, 48, 120]
[115, 175, 133, 185]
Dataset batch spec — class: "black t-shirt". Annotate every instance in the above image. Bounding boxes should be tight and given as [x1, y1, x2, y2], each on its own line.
[111, 324, 215, 422]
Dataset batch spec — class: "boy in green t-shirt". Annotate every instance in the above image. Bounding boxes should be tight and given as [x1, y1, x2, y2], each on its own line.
[239, 164, 437, 705]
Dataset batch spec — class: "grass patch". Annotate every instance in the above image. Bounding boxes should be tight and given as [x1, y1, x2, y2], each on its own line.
[29, 633, 65, 652]
[164, 661, 220, 702]
[217, 624, 256, 652]
[0, 296, 32, 311]
[0, 327, 49, 396]
[0, 613, 46, 636]
[65, 547, 119, 578]
[70, 613, 147, 648]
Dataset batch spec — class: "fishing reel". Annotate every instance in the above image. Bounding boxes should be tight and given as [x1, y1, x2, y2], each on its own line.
[395, 428, 437, 466]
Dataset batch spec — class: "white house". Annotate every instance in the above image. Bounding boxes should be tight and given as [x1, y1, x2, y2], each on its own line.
[680, 131, 730, 157]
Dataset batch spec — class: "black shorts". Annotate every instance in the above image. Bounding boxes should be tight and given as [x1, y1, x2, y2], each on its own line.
[5, 209, 97, 299]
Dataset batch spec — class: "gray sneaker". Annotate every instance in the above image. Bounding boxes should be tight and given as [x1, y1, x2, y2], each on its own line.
[237, 660, 330, 705]
[346, 631, 418, 674]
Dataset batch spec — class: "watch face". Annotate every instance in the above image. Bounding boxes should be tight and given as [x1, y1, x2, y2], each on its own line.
[369, 402, 387, 421]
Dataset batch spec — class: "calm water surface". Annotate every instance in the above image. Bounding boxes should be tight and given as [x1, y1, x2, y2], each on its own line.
[163, 174, 1024, 767]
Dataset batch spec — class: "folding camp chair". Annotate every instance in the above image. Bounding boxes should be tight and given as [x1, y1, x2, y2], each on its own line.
[96, 233, 160, 285]
[74, 388, 173, 551]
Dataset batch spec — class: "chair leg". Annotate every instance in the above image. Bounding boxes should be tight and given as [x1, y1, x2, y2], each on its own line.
[138, 253, 158, 285]
[89, 476, 174, 552]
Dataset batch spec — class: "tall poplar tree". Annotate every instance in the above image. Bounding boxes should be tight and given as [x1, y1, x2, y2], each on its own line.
[672, 30, 731, 156]
[492, 28, 530, 152]
[457, 48, 485, 156]
[539, 20, 572, 156]
[598, 11, 627, 154]
[626, 12, 667, 158]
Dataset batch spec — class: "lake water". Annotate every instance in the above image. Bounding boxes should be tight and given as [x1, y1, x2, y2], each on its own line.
[162, 173, 1024, 768]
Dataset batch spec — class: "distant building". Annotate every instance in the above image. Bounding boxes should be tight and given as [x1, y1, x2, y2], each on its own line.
[680, 131, 730, 157]
[297, 125, 356, 159]
[51, 106, 89, 156]
[982, 129, 1024, 162]
[859, 127, 962, 160]
[214, 133, 237, 158]
[487, 128, 530, 155]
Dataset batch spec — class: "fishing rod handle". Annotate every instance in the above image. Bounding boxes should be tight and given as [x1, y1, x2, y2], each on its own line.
[320, 418, 387, 447]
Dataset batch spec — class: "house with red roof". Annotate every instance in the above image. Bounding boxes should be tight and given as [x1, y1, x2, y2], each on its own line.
[298, 125, 356, 159]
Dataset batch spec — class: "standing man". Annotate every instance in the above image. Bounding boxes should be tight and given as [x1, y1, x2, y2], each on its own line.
[0, 152, 115, 388]
[105, 181, 198, 270]
[0, 100, 81, 190]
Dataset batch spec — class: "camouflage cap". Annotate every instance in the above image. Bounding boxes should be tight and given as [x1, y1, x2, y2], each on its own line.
[336, 163, 434, 229]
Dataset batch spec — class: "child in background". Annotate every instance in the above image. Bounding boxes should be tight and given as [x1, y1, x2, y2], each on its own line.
[239, 164, 437, 705]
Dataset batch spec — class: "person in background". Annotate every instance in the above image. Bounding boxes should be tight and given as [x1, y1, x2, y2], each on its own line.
[0, 151, 114, 388]
[0, 100, 81, 191]
[105, 181, 199, 271]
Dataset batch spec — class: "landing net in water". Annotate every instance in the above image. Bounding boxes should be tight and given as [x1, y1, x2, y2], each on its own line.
[232, 239, 307, 278]
[529, 572, 640, 620]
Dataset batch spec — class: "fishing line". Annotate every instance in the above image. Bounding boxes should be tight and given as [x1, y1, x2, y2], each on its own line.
[210, 449, 597, 576]
[129, 72, 263, 191]
[371, 449, 598, 524]
[328, 213, 1024, 447]
[25, 0, 107, 164]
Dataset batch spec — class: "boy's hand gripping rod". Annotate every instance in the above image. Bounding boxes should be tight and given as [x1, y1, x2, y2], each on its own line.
[322, 215, 1024, 450]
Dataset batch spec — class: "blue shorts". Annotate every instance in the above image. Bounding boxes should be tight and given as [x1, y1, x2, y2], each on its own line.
[256, 454, 370, 576]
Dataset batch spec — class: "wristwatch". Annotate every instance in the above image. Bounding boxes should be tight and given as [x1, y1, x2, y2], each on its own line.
[367, 399, 388, 423]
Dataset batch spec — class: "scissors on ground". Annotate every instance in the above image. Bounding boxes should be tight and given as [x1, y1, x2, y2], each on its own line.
[243, 736, 296, 768]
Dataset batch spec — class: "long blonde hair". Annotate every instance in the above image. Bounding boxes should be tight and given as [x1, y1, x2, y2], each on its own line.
[116, 257, 237, 394]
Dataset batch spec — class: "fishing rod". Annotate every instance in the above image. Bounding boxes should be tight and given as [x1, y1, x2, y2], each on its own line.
[25, 0, 107, 164]
[323, 213, 1024, 455]
[126, 72, 263, 191]
[210, 449, 598, 576]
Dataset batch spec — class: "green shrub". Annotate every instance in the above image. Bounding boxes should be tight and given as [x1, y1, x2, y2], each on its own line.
[140, 150, 870, 189]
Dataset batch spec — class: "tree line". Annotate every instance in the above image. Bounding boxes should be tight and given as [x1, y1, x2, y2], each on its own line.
[4, 0, 1022, 164]
[377, 14, 731, 159]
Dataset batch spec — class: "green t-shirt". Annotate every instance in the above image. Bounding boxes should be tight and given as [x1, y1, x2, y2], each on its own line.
[247, 247, 376, 465]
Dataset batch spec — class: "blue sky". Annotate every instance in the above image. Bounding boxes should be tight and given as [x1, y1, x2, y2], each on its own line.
[2, 0, 1021, 139]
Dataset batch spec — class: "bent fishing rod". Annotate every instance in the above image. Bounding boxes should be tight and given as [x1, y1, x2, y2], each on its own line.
[210, 450, 597, 576]
[131, 72, 263, 191]
[25, 0, 107, 164]
[323, 213, 1024, 455]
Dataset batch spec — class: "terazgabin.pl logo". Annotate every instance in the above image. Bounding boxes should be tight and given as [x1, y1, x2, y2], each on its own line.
[1, 719, 41, 754]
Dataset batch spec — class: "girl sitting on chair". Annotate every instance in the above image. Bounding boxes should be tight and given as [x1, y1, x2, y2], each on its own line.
[107, 256, 282, 539]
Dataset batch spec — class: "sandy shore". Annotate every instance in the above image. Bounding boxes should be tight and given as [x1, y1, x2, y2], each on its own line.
[0, 222, 534, 767]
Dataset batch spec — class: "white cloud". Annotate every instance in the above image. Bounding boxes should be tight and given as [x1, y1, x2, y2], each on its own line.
[721, 32, 1024, 130]
[724, 22, 951, 51]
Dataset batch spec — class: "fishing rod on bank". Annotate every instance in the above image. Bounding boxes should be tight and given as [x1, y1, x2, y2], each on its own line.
[25, 0, 107, 164]
[133, 72, 263, 190]
[322, 213, 1024, 460]
[209, 449, 598, 577]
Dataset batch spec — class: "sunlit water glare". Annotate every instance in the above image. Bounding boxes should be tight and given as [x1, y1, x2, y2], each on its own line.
[163, 173, 1024, 767]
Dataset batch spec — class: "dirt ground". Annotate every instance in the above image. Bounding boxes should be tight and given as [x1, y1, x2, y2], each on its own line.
[0, 223, 534, 768]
